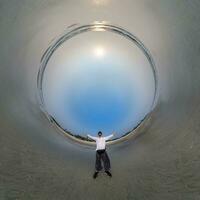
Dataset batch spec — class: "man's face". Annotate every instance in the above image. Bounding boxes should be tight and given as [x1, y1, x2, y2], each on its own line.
[98, 132, 102, 137]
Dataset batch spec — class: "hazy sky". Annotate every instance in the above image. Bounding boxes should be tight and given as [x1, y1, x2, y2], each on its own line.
[42, 31, 155, 138]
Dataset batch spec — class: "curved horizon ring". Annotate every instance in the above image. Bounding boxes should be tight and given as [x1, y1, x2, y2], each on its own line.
[37, 22, 159, 144]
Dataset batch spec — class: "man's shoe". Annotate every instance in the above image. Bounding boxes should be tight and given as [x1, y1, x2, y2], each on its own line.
[93, 172, 99, 179]
[105, 171, 112, 177]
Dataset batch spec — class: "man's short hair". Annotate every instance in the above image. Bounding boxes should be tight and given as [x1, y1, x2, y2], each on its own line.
[98, 131, 102, 136]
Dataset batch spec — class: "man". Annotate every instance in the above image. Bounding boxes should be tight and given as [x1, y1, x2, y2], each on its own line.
[87, 131, 114, 179]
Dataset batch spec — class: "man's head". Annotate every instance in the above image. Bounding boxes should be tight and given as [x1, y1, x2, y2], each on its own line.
[98, 131, 102, 137]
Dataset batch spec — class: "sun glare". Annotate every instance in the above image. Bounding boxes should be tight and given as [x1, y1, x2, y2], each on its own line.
[94, 46, 105, 58]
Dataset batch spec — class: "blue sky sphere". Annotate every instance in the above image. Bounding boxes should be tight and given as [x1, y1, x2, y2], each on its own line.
[42, 31, 155, 139]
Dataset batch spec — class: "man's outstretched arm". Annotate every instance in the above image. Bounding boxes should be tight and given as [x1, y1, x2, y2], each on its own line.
[104, 134, 114, 141]
[87, 134, 97, 141]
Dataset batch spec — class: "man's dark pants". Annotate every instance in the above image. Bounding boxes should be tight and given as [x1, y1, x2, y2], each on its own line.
[95, 149, 111, 172]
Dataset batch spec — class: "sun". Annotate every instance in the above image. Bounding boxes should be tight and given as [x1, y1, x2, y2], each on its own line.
[94, 46, 105, 58]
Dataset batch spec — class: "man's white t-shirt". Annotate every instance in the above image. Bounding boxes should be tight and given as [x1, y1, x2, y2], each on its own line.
[87, 134, 114, 150]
